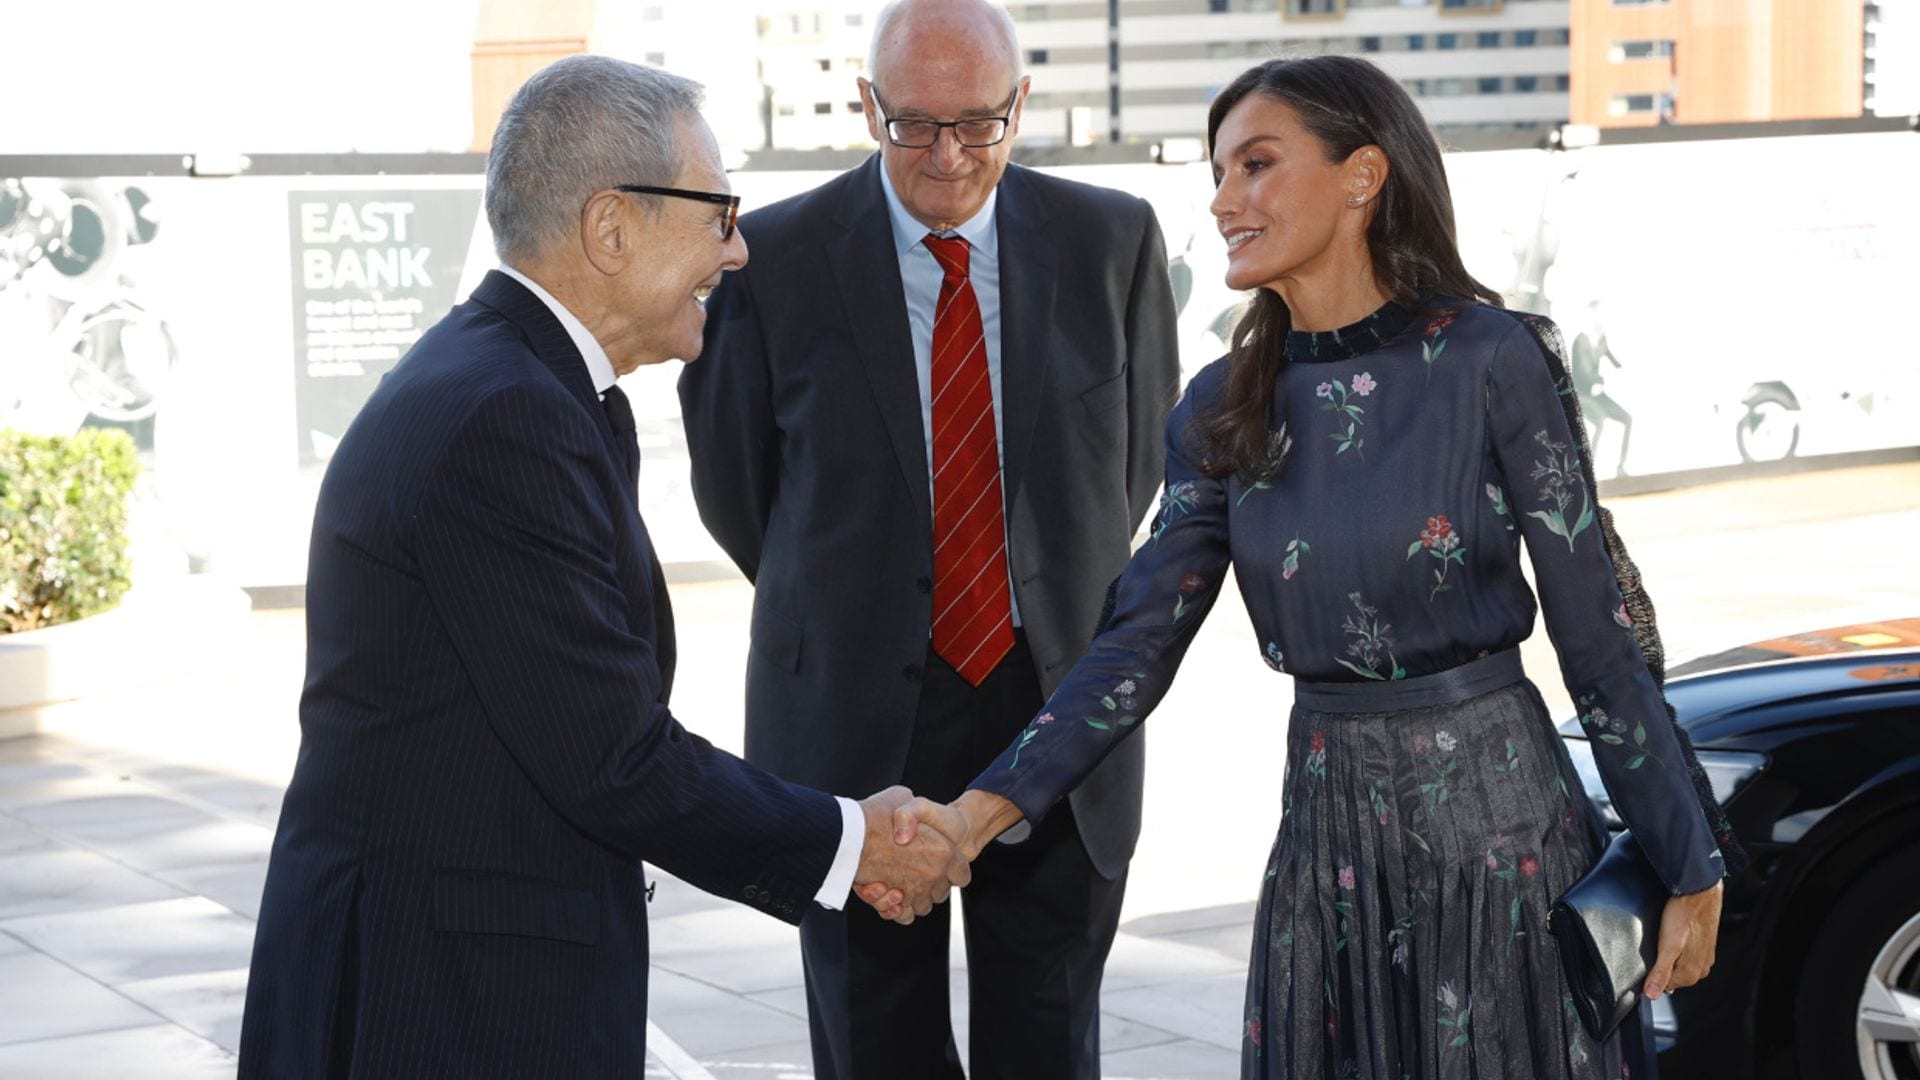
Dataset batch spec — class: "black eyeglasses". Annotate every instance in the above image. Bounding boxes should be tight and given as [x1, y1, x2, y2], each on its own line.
[872, 88, 1018, 149]
[615, 185, 741, 241]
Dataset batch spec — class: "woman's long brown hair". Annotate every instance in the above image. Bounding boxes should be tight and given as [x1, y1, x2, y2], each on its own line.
[1197, 55, 1501, 478]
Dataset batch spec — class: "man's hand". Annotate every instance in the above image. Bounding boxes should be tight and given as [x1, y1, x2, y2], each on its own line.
[852, 786, 970, 925]
[1644, 880, 1723, 1000]
[858, 789, 1026, 920]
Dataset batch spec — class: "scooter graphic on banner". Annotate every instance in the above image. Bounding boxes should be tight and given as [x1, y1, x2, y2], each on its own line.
[0, 177, 178, 446]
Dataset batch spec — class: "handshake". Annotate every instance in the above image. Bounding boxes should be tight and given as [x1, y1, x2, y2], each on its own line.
[848, 786, 1023, 924]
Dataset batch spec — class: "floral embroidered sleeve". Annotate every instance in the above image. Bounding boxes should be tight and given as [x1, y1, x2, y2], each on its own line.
[1486, 318, 1723, 896]
[968, 365, 1235, 823]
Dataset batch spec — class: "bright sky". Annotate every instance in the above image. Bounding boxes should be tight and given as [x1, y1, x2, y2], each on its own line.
[3, 0, 900, 156]
[7, 0, 485, 154]
[10, 0, 1910, 155]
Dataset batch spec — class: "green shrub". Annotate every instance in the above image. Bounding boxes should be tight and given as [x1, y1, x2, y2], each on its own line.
[0, 428, 140, 634]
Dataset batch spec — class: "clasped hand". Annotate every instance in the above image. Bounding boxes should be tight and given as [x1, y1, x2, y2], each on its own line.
[852, 787, 974, 925]
[853, 789, 1022, 924]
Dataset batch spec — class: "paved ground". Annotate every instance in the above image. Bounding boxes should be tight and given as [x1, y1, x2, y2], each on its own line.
[1, 460, 1915, 1077]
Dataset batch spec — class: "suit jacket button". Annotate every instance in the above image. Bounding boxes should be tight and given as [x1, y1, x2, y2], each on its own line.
[903, 664, 921, 682]
[744, 885, 760, 900]
[916, 577, 932, 594]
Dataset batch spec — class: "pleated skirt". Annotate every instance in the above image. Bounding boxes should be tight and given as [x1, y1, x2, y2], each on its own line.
[1242, 651, 1648, 1079]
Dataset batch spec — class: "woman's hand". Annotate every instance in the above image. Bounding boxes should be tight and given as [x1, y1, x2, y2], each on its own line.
[1645, 879, 1723, 999]
[854, 790, 1027, 920]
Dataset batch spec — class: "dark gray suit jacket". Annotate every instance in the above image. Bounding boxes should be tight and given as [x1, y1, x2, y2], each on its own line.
[678, 158, 1180, 877]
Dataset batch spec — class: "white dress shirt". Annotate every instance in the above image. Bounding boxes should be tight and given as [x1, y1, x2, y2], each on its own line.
[498, 264, 867, 910]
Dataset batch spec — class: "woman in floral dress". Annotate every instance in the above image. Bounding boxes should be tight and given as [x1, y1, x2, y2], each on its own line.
[881, 56, 1737, 1078]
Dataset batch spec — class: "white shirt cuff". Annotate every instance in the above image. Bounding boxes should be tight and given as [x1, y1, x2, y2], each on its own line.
[813, 796, 866, 910]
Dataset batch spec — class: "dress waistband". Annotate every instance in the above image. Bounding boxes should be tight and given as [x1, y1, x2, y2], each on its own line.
[1293, 648, 1526, 714]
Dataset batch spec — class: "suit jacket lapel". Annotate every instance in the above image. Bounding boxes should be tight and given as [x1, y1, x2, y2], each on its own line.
[470, 270, 607, 434]
[469, 270, 676, 699]
[825, 157, 934, 533]
[995, 167, 1059, 509]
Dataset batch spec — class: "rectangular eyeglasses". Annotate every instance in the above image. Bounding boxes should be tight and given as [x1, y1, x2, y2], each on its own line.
[615, 185, 741, 241]
[874, 88, 1018, 149]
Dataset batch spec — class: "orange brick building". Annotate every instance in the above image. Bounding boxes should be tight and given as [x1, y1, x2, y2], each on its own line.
[1571, 0, 1864, 127]
[470, 0, 596, 152]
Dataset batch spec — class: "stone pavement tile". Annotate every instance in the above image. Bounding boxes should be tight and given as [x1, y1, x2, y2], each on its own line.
[0, 1023, 234, 1079]
[1099, 1036, 1244, 1079]
[0, 896, 256, 987]
[651, 939, 805, 997]
[0, 817, 57, 856]
[0, 740, 60, 766]
[647, 968, 812, 1058]
[933, 970, 1182, 1059]
[100, 760, 285, 817]
[0, 768, 133, 814]
[1100, 970, 1249, 1051]
[115, 762, 221, 783]
[71, 817, 273, 874]
[155, 778, 283, 824]
[743, 985, 808, 1020]
[0, 847, 187, 920]
[650, 907, 807, 995]
[0, 951, 160, 1045]
[7, 792, 202, 832]
[1101, 1013, 1187, 1054]
[117, 967, 249, 1055]
[1123, 902, 1260, 964]
[162, 859, 269, 920]
[0, 758, 90, 785]
[742, 981, 1185, 1062]
[697, 1038, 816, 1079]
[1134, 925, 1257, 966]
[1123, 900, 1257, 940]
[1101, 932, 1247, 991]
[645, 870, 736, 921]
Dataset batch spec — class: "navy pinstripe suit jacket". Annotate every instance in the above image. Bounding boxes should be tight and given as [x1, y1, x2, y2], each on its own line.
[240, 271, 844, 1078]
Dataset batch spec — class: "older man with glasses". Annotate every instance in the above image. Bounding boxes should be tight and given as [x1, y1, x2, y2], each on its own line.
[679, 1, 1181, 1076]
[238, 55, 969, 1079]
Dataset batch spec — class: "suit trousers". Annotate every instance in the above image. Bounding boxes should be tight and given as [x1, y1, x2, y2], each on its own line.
[799, 632, 1127, 1079]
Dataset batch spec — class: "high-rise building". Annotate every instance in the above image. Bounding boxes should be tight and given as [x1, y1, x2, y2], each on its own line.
[1865, 0, 1920, 117]
[470, 0, 765, 155]
[1569, 0, 1863, 127]
[755, 5, 882, 149]
[1011, 0, 1574, 145]
[471, 0, 596, 151]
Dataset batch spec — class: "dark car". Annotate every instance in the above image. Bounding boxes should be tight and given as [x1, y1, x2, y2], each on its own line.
[1559, 619, 1920, 1080]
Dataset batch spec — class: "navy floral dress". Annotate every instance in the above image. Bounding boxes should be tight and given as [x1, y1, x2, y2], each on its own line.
[970, 301, 1724, 1078]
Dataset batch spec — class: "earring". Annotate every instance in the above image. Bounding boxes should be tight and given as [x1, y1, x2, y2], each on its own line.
[1347, 194, 1366, 207]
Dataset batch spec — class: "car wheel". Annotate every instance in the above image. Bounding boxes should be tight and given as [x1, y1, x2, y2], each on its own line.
[1796, 844, 1920, 1080]
[1737, 391, 1800, 463]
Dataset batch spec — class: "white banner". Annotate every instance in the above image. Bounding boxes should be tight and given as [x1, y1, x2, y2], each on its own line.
[2, 128, 1913, 585]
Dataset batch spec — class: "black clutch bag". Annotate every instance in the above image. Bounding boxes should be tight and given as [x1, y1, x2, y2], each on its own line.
[1548, 831, 1666, 1042]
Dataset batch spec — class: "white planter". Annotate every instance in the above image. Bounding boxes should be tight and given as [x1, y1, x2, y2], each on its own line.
[0, 576, 251, 739]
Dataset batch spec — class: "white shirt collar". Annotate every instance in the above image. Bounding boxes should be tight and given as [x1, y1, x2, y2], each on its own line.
[496, 264, 618, 396]
[878, 159, 999, 261]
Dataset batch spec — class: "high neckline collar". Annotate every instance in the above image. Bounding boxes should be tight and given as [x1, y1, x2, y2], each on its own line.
[1285, 300, 1416, 363]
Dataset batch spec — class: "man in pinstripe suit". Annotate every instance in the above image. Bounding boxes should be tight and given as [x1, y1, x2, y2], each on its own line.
[239, 57, 965, 1078]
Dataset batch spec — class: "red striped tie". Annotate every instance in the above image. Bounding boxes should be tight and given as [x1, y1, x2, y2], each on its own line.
[924, 234, 1012, 686]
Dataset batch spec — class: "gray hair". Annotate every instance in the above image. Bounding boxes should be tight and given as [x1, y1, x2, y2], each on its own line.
[866, 0, 1024, 93]
[485, 55, 704, 263]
